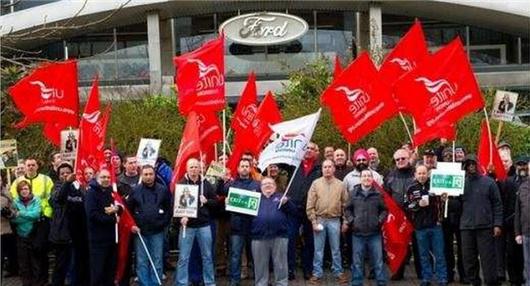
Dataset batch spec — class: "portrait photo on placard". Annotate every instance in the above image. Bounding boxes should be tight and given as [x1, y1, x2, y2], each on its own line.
[60, 129, 79, 161]
[0, 139, 18, 169]
[492, 90, 518, 122]
[173, 184, 199, 218]
[136, 138, 161, 167]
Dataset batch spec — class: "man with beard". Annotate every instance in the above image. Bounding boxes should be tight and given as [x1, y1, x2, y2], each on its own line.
[367, 147, 384, 174]
[384, 148, 420, 280]
[287, 142, 322, 280]
[333, 149, 353, 181]
[323, 146, 335, 161]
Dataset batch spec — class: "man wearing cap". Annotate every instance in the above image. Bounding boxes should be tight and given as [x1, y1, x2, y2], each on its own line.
[496, 156, 528, 285]
[422, 149, 438, 170]
[514, 158, 530, 286]
[460, 155, 503, 286]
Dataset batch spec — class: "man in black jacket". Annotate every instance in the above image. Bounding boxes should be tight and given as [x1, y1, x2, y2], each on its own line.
[127, 165, 172, 286]
[175, 158, 218, 286]
[460, 155, 503, 286]
[85, 169, 121, 286]
[286, 142, 322, 280]
[514, 159, 530, 286]
[384, 148, 420, 280]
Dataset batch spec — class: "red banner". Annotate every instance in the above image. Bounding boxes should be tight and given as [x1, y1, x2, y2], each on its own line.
[393, 37, 484, 130]
[477, 120, 507, 181]
[170, 111, 202, 190]
[174, 36, 225, 113]
[231, 72, 258, 134]
[321, 52, 398, 144]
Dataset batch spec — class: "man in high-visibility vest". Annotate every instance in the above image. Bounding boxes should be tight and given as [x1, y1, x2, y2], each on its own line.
[10, 157, 54, 285]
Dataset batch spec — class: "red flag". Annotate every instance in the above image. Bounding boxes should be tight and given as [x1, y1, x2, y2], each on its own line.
[333, 55, 343, 79]
[413, 124, 457, 147]
[75, 77, 110, 184]
[174, 36, 225, 113]
[321, 52, 398, 144]
[230, 72, 258, 134]
[197, 111, 223, 151]
[170, 111, 202, 190]
[380, 20, 429, 112]
[374, 183, 414, 273]
[42, 122, 70, 146]
[8, 60, 79, 140]
[477, 120, 507, 181]
[393, 37, 484, 130]
[242, 91, 282, 155]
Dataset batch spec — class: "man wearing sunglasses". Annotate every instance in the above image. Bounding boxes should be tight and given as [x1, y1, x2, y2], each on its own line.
[384, 148, 421, 280]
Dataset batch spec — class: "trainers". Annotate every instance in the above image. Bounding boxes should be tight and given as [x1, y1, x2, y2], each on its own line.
[336, 273, 349, 284]
[308, 276, 321, 285]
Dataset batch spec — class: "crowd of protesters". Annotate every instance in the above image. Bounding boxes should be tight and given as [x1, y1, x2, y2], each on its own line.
[0, 140, 529, 286]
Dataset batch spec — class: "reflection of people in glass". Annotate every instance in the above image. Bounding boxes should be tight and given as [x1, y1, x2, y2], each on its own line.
[179, 187, 195, 208]
[141, 142, 156, 160]
[498, 94, 514, 113]
[65, 132, 77, 152]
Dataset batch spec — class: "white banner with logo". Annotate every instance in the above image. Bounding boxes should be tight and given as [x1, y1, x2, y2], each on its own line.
[258, 109, 321, 171]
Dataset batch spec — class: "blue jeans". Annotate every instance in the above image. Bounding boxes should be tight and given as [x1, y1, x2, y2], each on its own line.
[312, 218, 343, 278]
[351, 233, 386, 286]
[135, 231, 164, 286]
[188, 221, 216, 283]
[415, 225, 447, 283]
[175, 226, 215, 286]
[229, 235, 248, 283]
[287, 213, 314, 276]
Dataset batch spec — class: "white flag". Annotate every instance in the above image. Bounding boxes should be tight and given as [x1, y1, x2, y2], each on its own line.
[258, 109, 321, 171]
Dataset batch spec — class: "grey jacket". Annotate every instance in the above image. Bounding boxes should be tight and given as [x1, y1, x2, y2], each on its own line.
[515, 178, 530, 236]
[344, 185, 388, 236]
[460, 174, 503, 230]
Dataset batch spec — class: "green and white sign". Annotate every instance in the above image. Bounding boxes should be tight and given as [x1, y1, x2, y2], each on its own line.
[226, 187, 261, 216]
[430, 163, 465, 196]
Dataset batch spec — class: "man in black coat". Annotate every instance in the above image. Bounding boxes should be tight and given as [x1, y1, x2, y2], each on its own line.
[460, 155, 503, 286]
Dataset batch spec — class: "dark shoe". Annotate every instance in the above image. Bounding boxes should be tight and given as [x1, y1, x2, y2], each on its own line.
[420, 282, 431, 286]
[336, 273, 349, 285]
[288, 272, 296, 281]
[438, 283, 448, 286]
[460, 278, 471, 284]
[3, 272, 18, 278]
[303, 273, 312, 280]
[391, 274, 404, 281]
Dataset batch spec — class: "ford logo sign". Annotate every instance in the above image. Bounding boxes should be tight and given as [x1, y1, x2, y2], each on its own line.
[219, 12, 309, 46]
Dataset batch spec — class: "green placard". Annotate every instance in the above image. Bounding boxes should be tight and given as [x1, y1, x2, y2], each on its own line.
[226, 187, 261, 216]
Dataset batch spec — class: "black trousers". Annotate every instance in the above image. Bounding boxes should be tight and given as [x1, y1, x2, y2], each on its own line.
[496, 227, 525, 284]
[461, 229, 498, 286]
[89, 243, 117, 286]
[17, 236, 41, 286]
[51, 243, 72, 286]
[1, 233, 18, 274]
[71, 234, 90, 286]
[443, 221, 465, 281]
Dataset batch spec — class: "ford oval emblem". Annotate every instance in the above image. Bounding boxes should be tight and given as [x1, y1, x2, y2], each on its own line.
[219, 12, 309, 46]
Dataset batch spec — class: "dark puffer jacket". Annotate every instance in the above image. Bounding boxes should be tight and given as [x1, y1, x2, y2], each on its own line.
[344, 185, 388, 236]
[384, 166, 415, 206]
[223, 177, 260, 236]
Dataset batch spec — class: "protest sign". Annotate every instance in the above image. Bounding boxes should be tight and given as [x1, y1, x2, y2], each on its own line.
[60, 129, 79, 161]
[226, 187, 261, 216]
[0, 140, 18, 169]
[173, 184, 199, 218]
[136, 138, 161, 167]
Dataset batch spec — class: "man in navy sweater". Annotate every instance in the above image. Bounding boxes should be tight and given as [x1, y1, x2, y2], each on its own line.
[127, 165, 172, 286]
[223, 159, 260, 286]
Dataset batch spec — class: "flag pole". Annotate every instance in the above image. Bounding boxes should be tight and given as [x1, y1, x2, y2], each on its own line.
[495, 121, 504, 145]
[137, 233, 162, 285]
[347, 144, 351, 161]
[452, 141, 456, 163]
[399, 112, 414, 146]
[222, 110, 227, 173]
[483, 108, 493, 166]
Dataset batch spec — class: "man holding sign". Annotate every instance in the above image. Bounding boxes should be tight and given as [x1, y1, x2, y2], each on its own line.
[175, 158, 218, 286]
[223, 159, 260, 286]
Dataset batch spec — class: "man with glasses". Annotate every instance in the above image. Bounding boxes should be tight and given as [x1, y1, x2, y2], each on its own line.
[384, 148, 420, 280]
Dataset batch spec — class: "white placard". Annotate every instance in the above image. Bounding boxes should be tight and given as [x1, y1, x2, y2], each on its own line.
[136, 138, 161, 167]
[226, 187, 262, 216]
[60, 129, 79, 161]
[491, 90, 518, 122]
[0, 139, 18, 169]
[429, 167, 466, 196]
[173, 184, 199, 218]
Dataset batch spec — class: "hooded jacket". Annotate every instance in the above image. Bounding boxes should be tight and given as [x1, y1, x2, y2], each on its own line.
[460, 155, 503, 230]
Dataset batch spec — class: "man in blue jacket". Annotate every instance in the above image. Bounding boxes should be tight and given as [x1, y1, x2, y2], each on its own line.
[128, 165, 172, 286]
[223, 159, 260, 286]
